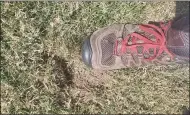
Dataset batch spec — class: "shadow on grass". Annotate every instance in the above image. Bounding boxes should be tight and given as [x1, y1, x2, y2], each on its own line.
[41, 51, 74, 88]
[53, 55, 74, 88]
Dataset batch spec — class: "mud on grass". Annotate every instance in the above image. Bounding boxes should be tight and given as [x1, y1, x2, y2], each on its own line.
[1, 1, 189, 114]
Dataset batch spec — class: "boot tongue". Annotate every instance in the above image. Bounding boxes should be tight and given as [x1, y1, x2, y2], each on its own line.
[166, 16, 189, 58]
[167, 28, 186, 47]
[115, 37, 123, 55]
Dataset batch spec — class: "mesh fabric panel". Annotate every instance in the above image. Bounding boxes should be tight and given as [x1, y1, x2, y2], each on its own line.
[101, 33, 116, 66]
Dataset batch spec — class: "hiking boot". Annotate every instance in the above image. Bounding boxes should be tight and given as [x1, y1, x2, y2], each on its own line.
[82, 16, 189, 70]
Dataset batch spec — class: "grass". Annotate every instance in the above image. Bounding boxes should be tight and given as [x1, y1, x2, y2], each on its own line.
[1, 1, 189, 114]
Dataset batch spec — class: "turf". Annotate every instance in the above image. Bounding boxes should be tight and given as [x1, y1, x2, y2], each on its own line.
[1, 1, 189, 114]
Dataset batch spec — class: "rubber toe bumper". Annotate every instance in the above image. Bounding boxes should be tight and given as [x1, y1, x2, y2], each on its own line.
[82, 39, 92, 67]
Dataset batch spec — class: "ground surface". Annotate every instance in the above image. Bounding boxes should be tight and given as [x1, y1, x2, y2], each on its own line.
[1, 1, 189, 114]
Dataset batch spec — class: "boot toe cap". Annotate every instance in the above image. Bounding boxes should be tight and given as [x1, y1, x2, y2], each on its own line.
[82, 39, 92, 67]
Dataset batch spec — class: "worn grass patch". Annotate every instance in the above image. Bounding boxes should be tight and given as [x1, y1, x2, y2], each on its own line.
[1, 1, 189, 114]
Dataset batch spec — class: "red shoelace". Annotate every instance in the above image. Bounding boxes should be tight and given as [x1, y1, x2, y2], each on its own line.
[114, 22, 174, 61]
